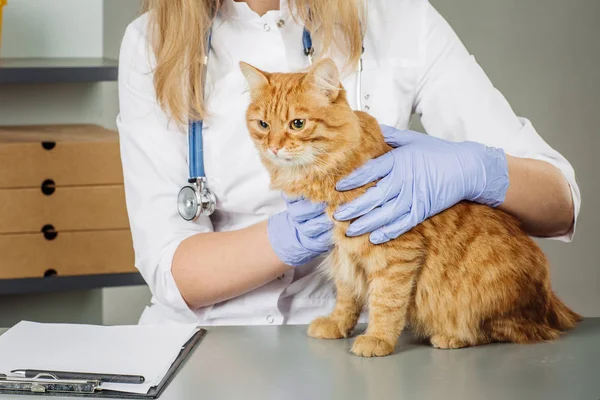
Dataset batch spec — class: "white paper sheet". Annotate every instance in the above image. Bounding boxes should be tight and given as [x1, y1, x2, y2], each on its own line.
[0, 321, 199, 394]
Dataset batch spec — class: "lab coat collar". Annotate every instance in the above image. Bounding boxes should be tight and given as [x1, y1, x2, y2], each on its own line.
[220, 0, 290, 22]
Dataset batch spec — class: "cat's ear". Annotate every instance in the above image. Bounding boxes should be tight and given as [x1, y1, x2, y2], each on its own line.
[306, 58, 341, 101]
[239, 62, 270, 92]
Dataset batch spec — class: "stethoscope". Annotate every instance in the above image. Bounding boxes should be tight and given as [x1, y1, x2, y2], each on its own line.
[177, 24, 364, 221]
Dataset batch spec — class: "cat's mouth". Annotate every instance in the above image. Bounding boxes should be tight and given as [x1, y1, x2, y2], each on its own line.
[267, 154, 296, 164]
[265, 149, 295, 163]
[264, 150, 311, 167]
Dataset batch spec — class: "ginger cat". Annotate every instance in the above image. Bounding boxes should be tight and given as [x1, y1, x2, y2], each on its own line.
[239, 58, 581, 357]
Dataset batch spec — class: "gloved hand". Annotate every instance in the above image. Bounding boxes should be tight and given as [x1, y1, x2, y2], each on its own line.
[333, 125, 509, 244]
[268, 195, 334, 267]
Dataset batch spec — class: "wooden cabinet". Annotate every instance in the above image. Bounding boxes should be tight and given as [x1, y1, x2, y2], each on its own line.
[0, 125, 136, 280]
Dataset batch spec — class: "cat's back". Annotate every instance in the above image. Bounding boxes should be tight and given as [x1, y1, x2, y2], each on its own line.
[417, 201, 546, 274]
[420, 201, 534, 245]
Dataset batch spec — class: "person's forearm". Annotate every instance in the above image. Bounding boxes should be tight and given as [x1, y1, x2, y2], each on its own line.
[172, 220, 291, 309]
[498, 155, 574, 238]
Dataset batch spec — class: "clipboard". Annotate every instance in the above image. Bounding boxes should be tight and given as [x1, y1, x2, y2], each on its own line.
[0, 328, 207, 399]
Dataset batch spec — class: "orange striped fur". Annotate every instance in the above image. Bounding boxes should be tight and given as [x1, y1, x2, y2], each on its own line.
[240, 58, 581, 357]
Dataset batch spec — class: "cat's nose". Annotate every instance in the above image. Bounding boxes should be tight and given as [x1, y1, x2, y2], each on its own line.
[268, 146, 281, 156]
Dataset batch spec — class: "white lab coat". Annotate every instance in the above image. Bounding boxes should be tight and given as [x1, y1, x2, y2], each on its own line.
[116, 0, 581, 326]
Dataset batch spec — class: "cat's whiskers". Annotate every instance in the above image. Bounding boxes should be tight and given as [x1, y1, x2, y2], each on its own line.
[311, 142, 364, 179]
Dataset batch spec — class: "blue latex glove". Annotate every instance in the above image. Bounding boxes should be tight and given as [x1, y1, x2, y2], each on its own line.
[268, 196, 334, 267]
[333, 125, 509, 244]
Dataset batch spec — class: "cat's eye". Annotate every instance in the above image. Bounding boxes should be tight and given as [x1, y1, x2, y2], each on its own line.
[290, 119, 305, 130]
[258, 120, 269, 129]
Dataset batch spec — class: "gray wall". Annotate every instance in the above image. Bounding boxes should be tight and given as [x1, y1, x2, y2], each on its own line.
[1, 0, 103, 58]
[0, 0, 597, 327]
[428, 0, 599, 316]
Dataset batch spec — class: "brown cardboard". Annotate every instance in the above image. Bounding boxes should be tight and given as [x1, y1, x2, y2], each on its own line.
[0, 185, 130, 234]
[0, 124, 124, 189]
[0, 230, 136, 279]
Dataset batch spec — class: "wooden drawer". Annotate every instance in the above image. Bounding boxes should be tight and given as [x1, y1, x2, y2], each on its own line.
[0, 230, 136, 279]
[0, 124, 123, 189]
[0, 185, 130, 234]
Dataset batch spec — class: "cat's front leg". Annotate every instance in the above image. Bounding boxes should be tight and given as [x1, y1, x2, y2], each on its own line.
[351, 258, 419, 357]
[308, 250, 364, 339]
[308, 279, 363, 339]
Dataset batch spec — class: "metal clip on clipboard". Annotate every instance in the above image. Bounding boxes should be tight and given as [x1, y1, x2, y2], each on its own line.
[0, 373, 100, 395]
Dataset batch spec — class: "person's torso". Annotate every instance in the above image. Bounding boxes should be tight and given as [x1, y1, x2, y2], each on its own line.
[140, 0, 428, 326]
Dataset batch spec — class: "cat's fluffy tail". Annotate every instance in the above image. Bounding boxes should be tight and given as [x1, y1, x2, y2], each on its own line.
[487, 294, 582, 344]
[546, 292, 583, 331]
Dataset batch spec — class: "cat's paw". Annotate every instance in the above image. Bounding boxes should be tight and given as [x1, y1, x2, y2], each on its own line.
[307, 317, 346, 339]
[430, 335, 469, 349]
[351, 335, 395, 357]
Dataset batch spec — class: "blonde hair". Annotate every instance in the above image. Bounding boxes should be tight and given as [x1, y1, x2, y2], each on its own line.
[143, 0, 365, 124]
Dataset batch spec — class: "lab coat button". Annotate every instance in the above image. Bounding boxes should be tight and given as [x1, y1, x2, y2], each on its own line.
[277, 19, 285, 28]
[364, 105, 370, 111]
[365, 94, 370, 100]
[266, 315, 275, 324]
[263, 23, 271, 32]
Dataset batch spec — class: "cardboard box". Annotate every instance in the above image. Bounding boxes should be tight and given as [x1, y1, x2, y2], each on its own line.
[0, 125, 124, 189]
[0, 185, 130, 234]
[0, 125, 135, 279]
[0, 230, 136, 279]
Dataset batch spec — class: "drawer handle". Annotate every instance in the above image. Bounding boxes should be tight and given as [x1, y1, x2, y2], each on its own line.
[44, 269, 58, 277]
[42, 142, 56, 150]
[41, 179, 56, 196]
[41, 224, 58, 241]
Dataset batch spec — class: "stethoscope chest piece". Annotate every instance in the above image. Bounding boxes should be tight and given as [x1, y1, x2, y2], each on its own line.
[177, 178, 217, 221]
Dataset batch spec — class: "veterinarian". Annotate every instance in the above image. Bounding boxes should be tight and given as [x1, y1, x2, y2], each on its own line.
[116, 0, 580, 326]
